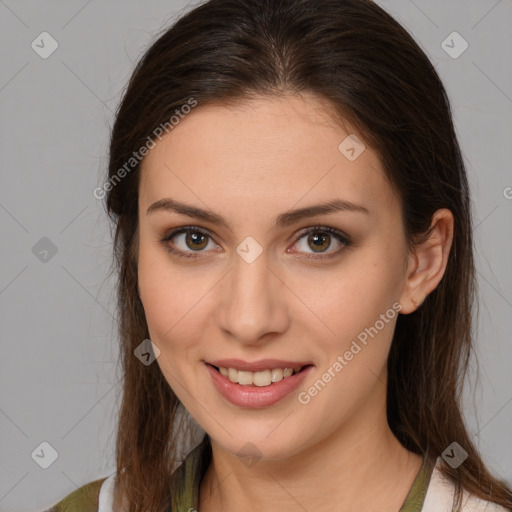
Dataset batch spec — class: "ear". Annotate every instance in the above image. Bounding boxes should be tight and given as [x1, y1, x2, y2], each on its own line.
[399, 208, 454, 314]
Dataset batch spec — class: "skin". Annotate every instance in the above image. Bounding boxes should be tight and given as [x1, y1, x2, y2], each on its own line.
[137, 93, 454, 512]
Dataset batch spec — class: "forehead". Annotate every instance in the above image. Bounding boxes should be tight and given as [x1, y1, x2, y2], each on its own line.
[139, 94, 397, 221]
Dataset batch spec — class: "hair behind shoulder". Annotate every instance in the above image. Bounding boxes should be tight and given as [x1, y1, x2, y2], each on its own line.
[104, 1, 512, 510]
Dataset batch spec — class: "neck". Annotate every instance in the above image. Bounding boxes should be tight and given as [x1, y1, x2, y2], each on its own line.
[198, 376, 423, 512]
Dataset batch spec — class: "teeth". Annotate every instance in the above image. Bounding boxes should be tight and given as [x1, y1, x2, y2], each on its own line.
[237, 370, 254, 386]
[283, 368, 294, 378]
[271, 368, 283, 382]
[217, 366, 302, 386]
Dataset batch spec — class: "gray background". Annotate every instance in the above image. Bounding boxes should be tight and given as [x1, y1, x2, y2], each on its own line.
[0, 1, 511, 510]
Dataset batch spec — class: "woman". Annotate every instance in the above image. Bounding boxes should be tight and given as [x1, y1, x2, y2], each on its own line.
[44, 0, 512, 510]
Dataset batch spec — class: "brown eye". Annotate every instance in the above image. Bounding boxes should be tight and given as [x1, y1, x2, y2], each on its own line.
[161, 227, 217, 259]
[184, 231, 209, 250]
[291, 226, 351, 260]
[161, 225, 351, 261]
[307, 231, 331, 252]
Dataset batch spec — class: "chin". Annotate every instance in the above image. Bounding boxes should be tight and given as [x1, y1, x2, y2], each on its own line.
[210, 428, 306, 463]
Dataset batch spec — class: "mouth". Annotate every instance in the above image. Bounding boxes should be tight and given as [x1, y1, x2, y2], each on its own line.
[206, 363, 313, 387]
[205, 361, 314, 408]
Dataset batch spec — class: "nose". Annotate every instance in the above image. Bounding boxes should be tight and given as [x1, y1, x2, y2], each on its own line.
[216, 249, 290, 346]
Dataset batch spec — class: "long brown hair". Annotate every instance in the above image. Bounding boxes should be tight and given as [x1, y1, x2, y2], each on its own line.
[104, 0, 512, 510]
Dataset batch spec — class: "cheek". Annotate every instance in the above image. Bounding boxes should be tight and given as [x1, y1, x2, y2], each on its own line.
[137, 236, 216, 363]
[138, 236, 187, 341]
[301, 274, 399, 412]
[292, 258, 400, 339]
[292, 255, 402, 393]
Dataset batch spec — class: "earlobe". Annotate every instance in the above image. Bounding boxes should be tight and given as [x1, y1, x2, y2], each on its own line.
[399, 209, 454, 314]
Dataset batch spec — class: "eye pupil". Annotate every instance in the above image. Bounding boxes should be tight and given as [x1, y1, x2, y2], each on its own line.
[309, 232, 330, 252]
[186, 231, 208, 250]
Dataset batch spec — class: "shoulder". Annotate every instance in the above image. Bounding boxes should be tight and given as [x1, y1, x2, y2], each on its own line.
[422, 458, 510, 512]
[40, 476, 109, 512]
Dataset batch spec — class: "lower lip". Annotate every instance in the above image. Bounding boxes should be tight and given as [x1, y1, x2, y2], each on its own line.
[206, 363, 313, 409]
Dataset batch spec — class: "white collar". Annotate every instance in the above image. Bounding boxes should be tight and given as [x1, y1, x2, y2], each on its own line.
[422, 457, 509, 512]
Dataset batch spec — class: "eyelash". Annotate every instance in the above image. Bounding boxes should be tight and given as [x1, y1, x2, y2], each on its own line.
[160, 225, 352, 261]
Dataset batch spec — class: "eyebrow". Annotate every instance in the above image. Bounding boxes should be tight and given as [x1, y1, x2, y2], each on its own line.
[146, 197, 370, 229]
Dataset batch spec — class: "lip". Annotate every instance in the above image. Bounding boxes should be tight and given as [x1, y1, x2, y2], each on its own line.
[206, 362, 314, 409]
[207, 358, 313, 372]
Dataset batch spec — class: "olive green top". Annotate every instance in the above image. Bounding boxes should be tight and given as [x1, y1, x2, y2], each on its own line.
[43, 435, 435, 511]
[42, 477, 107, 512]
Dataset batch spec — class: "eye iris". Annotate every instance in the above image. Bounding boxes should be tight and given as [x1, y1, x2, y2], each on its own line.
[186, 231, 208, 250]
[308, 232, 330, 252]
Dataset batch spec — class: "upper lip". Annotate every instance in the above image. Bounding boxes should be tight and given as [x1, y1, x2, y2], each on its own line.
[206, 359, 313, 372]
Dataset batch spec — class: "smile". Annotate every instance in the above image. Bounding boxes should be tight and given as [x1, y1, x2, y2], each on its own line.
[205, 362, 314, 408]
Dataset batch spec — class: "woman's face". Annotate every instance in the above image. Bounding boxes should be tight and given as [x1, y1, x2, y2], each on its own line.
[137, 93, 414, 460]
